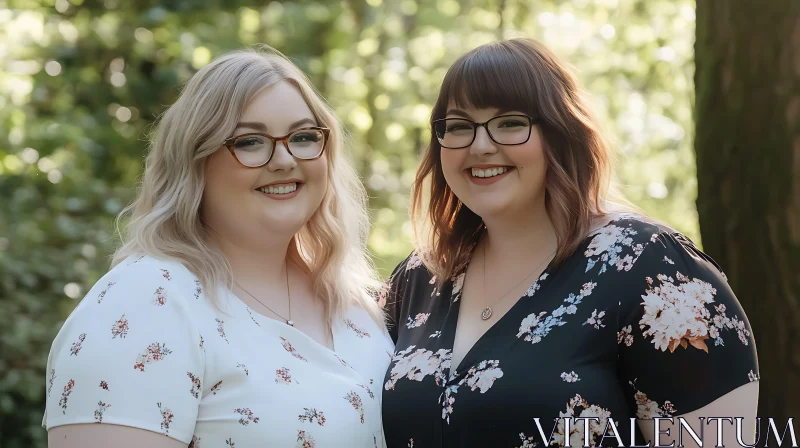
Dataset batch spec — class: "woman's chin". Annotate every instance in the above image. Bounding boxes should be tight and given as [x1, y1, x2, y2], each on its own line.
[463, 200, 514, 221]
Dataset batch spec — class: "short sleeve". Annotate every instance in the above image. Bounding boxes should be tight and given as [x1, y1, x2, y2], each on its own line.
[617, 231, 759, 419]
[43, 259, 204, 443]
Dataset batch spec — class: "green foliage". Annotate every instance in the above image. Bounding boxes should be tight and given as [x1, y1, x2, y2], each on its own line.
[0, 0, 696, 445]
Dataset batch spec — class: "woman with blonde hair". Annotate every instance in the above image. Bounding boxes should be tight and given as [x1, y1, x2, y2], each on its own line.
[44, 46, 392, 447]
[381, 38, 758, 447]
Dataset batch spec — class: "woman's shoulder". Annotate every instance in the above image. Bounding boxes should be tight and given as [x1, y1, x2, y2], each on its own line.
[67, 254, 205, 319]
[110, 254, 199, 282]
[101, 254, 200, 293]
[590, 213, 703, 256]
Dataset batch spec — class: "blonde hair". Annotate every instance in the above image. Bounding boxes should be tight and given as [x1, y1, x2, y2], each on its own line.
[413, 38, 635, 286]
[113, 45, 385, 327]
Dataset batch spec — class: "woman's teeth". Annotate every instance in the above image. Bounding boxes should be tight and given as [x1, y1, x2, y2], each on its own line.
[471, 167, 509, 178]
[257, 183, 297, 195]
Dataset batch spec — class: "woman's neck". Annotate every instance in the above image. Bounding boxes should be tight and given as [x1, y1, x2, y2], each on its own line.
[210, 233, 292, 287]
[480, 202, 558, 266]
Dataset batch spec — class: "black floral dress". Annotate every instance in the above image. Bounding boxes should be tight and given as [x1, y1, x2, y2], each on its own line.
[381, 215, 759, 448]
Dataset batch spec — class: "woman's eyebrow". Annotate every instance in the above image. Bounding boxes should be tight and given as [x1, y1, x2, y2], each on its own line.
[234, 117, 317, 133]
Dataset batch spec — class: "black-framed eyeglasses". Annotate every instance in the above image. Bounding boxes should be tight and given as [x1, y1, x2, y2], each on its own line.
[432, 114, 541, 149]
[222, 127, 331, 168]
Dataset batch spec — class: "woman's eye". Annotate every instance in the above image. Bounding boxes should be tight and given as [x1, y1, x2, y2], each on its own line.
[291, 132, 321, 143]
[497, 120, 527, 128]
[234, 137, 265, 149]
[446, 124, 472, 132]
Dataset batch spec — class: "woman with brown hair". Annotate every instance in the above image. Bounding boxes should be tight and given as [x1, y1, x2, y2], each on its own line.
[381, 38, 758, 447]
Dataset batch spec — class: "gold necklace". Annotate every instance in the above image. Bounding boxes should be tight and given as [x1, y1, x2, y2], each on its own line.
[481, 240, 555, 320]
[235, 264, 293, 326]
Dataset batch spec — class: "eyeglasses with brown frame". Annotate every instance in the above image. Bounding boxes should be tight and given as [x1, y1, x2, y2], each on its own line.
[222, 127, 331, 168]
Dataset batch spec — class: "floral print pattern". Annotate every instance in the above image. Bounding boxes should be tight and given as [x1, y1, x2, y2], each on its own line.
[236, 363, 248, 376]
[584, 223, 650, 275]
[233, 407, 260, 425]
[334, 354, 351, 368]
[94, 400, 111, 423]
[111, 314, 128, 339]
[440, 360, 503, 423]
[48, 369, 56, 397]
[153, 286, 167, 306]
[298, 408, 326, 426]
[583, 309, 606, 329]
[516, 433, 537, 448]
[385, 346, 451, 390]
[345, 319, 371, 338]
[629, 380, 675, 418]
[275, 367, 297, 385]
[516, 282, 597, 344]
[524, 272, 549, 297]
[356, 383, 375, 399]
[44, 254, 394, 448]
[157, 402, 173, 434]
[617, 325, 634, 346]
[245, 307, 260, 327]
[216, 318, 228, 344]
[640, 272, 751, 353]
[560, 371, 580, 382]
[97, 281, 115, 304]
[133, 343, 172, 372]
[297, 430, 316, 448]
[345, 391, 365, 423]
[552, 394, 611, 447]
[280, 337, 308, 362]
[59, 379, 74, 414]
[383, 216, 759, 447]
[450, 273, 465, 302]
[69, 333, 86, 356]
[187, 372, 201, 398]
[406, 313, 430, 329]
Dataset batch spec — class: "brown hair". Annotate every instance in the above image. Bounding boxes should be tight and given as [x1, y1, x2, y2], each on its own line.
[411, 38, 619, 285]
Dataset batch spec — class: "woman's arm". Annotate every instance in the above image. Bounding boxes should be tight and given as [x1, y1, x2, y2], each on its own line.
[49, 423, 190, 448]
[638, 382, 759, 448]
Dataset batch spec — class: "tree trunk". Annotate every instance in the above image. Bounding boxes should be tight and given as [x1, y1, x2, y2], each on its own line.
[695, 0, 800, 436]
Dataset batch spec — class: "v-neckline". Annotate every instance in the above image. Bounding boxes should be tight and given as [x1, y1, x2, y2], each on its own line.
[441, 215, 626, 374]
[227, 288, 340, 355]
[443, 247, 557, 375]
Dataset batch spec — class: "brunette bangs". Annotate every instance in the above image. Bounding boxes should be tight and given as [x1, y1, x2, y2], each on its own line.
[437, 43, 541, 119]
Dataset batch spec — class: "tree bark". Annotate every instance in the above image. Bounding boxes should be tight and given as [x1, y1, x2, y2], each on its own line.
[695, 0, 800, 434]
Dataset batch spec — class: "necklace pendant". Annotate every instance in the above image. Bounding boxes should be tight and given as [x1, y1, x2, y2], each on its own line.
[287, 320, 294, 327]
[481, 307, 493, 320]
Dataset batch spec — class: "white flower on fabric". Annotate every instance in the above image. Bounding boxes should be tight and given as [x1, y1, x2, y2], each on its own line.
[560, 371, 580, 382]
[406, 252, 423, 271]
[551, 394, 612, 447]
[384, 346, 451, 391]
[584, 225, 625, 258]
[439, 360, 503, 424]
[406, 313, 430, 329]
[451, 273, 465, 302]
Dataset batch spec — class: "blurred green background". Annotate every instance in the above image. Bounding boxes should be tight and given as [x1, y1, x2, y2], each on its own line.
[0, 0, 697, 445]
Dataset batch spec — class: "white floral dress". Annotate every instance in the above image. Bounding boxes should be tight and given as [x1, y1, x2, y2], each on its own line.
[381, 215, 759, 447]
[43, 255, 393, 447]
